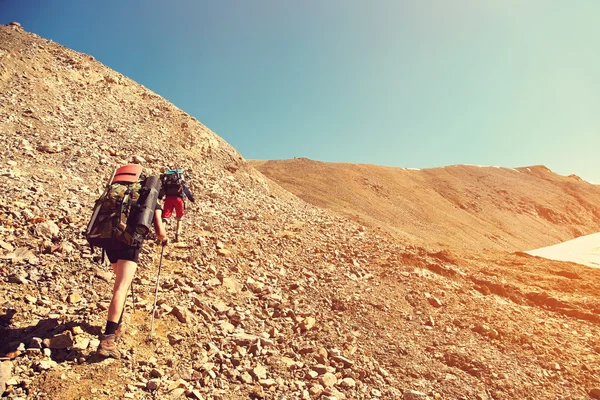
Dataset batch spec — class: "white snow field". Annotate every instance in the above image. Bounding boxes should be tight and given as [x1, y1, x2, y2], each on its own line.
[527, 232, 600, 268]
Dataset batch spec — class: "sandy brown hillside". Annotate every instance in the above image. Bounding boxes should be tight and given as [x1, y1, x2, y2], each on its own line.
[1, 23, 600, 400]
[251, 159, 600, 252]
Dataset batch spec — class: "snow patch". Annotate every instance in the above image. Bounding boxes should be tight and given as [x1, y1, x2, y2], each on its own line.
[526, 232, 600, 269]
[452, 164, 506, 169]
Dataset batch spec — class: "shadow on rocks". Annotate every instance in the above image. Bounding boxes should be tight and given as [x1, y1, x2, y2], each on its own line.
[0, 311, 106, 364]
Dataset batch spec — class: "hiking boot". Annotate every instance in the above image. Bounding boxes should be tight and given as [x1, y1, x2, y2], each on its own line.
[97, 334, 121, 359]
[115, 324, 125, 341]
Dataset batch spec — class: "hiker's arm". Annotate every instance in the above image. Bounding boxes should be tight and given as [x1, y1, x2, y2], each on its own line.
[183, 186, 195, 202]
[154, 209, 167, 243]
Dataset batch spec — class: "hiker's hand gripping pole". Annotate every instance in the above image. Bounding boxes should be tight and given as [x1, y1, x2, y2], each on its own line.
[150, 241, 166, 337]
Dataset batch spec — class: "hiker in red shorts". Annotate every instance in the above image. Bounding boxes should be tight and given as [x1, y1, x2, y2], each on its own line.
[160, 169, 195, 242]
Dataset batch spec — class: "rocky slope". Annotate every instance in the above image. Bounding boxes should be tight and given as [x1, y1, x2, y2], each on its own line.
[251, 159, 600, 253]
[1, 22, 600, 400]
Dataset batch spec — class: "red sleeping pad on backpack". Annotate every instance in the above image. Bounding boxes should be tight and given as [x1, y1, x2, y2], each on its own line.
[112, 164, 142, 184]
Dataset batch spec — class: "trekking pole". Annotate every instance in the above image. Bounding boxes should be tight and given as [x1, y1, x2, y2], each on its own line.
[150, 242, 165, 337]
[130, 281, 136, 307]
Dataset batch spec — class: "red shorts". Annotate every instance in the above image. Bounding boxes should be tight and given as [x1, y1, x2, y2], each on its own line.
[163, 197, 185, 219]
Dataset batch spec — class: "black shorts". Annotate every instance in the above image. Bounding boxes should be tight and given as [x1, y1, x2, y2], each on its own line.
[105, 246, 142, 264]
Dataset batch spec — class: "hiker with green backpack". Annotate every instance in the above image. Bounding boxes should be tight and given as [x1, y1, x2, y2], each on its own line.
[85, 164, 168, 359]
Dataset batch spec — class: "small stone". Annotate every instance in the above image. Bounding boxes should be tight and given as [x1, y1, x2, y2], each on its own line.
[339, 377, 356, 388]
[132, 155, 146, 164]
[473, 324, 490, 335]
[67, 293, 82, 304]
[150, 368, 165, 378]
[217, 248, 231, 257]
[240, 372, 253, 384]
[72, 337, 90, 351]
[166, 379, 188, 392]
[28, 337, 43, 349]
[25, 295, 37, 304]
[212, 301, 230, 313]
[250, 385, 264, 399]
[222, 277, 242, 293]
[36, 221, 60, 238]
[146, 379, 161, 391]
[168, 388, 186, 399]
[4, 350, 20, 360]
[309, 384, 324, 396]
[94, 268, 112, 282]
[589, 388, 600, 399]
[171, 305, 189, 324]
[219, 321, 235, 334]
[37, 143, 63, 154]
[206, 278, 221, 286]
[427, 295, 443, 308]
[300, 317, 316, 331]
[320, 372, 337, 388]
[325, 388, 347, 400]
[43, 333, 73, 349]
[252, 365, 267, 380]
[279, 356, 296, 368]
[4, 248, 38, 264]
[0, 361, 12, 396]
[404, 389, 429, 400]
[0, 240, 14, 252]
[259, 378, 277, 387]
[72, 326, 84, 335]
[553, 362, 561, 370]
[167, 333, 184, 346]
[316, 347, 328, 361]
[313, 364, 334, 374]
[331, 355, 354, 367]
[160, 303, 173, 313]
[35, 360, 57, 371]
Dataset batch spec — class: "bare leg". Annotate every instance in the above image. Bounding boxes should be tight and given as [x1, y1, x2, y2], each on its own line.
[175, 219, 182, 242]
[107, 260, 137, 323]
[99, 260, 137, 358]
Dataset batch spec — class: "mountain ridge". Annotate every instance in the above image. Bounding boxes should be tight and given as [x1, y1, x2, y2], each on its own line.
[250, 158, 600, 253]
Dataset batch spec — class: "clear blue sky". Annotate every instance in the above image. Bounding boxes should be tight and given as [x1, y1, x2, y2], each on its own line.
[2, 0, 599, 182]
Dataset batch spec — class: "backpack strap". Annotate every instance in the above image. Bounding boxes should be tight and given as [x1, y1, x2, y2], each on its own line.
[111, 183, 132, 247]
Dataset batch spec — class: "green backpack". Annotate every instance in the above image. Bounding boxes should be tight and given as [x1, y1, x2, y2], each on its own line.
[85, 165, 161, 251]
[86, 180, 144, 249]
